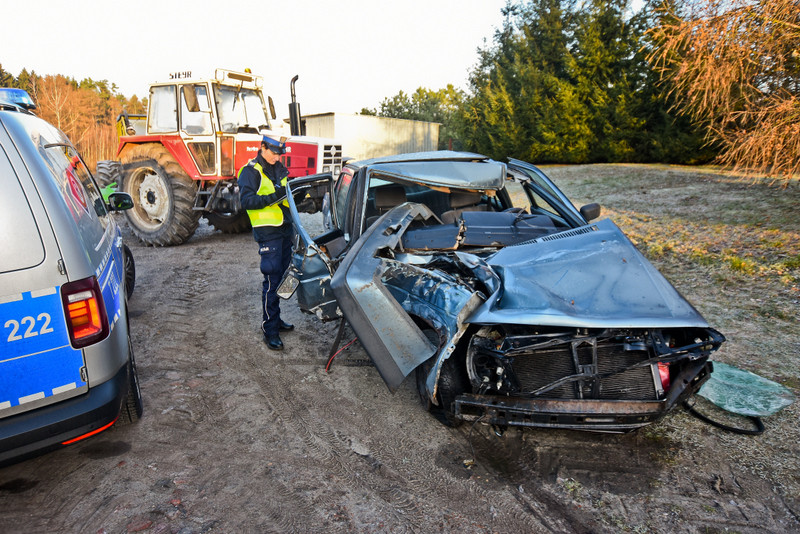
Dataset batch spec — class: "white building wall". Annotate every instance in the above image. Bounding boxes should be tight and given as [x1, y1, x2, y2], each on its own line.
[302, 113, 440, 161]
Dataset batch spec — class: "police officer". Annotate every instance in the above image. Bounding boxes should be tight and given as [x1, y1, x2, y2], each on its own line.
[238, 135, 295, 350]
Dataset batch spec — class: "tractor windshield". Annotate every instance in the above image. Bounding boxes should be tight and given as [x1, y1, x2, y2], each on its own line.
[214, 85, 270, 134]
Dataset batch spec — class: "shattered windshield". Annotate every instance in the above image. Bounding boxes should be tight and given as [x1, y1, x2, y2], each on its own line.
[214, 85, 270, 133]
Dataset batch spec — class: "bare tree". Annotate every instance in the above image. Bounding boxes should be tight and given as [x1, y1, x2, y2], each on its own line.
[28, 75, 123, 168]
[648, 0, 800, 183]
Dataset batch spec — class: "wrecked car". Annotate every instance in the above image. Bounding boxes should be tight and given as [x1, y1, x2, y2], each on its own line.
[279, 151, 724, 432]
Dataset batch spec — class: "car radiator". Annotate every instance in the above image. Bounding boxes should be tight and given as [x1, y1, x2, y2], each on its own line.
[509, 343, 658, 400]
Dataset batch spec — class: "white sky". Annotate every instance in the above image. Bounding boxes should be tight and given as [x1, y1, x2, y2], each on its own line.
[1, 0, 508, 117]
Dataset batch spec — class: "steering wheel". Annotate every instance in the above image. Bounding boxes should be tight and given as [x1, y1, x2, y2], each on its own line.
[503, 207, 527, 214]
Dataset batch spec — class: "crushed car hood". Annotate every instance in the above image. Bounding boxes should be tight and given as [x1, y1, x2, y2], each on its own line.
[468, 218, 709, 329]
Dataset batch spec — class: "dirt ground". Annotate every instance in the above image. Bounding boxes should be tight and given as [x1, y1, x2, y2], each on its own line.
[1, 165, 798, 533]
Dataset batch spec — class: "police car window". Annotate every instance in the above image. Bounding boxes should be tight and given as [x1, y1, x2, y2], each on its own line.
[42, 144, 110, 231]
[0, 147, 44, 273]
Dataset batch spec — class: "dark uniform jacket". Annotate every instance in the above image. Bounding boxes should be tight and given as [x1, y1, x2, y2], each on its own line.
[238, 152, 292, 241]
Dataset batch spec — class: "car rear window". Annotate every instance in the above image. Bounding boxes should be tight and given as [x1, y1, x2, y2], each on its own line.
[0, 145, 44, 273]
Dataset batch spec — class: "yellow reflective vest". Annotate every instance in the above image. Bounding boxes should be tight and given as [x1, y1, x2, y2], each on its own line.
[239, 161, 289, 227]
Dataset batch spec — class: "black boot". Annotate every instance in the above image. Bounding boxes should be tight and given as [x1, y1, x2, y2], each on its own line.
[264, 334, 284, 350]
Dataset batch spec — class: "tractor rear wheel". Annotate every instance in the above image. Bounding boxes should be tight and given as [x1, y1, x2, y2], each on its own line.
[205, 211, 252, 234]
[120, 144, 200, 246]
[95, 160, 122, 188]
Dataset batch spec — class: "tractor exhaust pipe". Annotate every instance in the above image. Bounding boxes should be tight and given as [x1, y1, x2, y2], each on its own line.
[289, 75, 302, 136]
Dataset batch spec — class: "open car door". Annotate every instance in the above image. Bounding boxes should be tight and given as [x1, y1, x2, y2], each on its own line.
[278, 173, 343, 321]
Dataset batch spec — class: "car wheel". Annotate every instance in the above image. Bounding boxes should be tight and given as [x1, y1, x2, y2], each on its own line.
[123, 244, 135, 299]
[416, 354, 469, 428]
[118, 338, 143, 425]
[120, 143, 200, 246]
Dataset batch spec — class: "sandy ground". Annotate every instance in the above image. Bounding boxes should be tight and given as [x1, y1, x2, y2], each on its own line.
[0, 166, 798, 533]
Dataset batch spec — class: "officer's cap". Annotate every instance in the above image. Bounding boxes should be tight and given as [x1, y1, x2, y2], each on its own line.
[262, 135, 287, 155]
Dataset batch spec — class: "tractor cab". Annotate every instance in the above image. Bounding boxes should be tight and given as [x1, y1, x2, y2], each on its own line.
[117, 69, 275, 180]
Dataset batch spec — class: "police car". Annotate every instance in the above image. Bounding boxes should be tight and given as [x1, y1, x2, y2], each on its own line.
[0, 92, 142, 465]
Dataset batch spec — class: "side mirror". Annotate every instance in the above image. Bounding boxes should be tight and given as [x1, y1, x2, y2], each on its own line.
[107, 192, 135, 211]
[580, 203, 601, 222]
[268, 96, 277, 120]
[277, 271, 299, 300]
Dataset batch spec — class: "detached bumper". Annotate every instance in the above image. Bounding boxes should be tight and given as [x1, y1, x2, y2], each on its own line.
[0, 363, 128, 465]
[455, 395, 667, 432]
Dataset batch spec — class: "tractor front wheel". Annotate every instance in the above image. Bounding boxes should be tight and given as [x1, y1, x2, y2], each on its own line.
[120, 144, 200, 246]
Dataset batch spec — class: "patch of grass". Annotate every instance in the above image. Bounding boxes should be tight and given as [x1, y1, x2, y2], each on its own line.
[756, 302, 793, 321]
[690, 249, 716, 266]
[782, 254, 800, 270]
[649, 243, 671, 257]
[726, 255, 758, 274]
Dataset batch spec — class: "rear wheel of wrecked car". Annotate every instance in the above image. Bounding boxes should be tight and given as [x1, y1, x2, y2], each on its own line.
[416, 354, 470, 427]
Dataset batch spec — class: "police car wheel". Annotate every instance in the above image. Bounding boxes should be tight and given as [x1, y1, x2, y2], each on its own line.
[118, 340, 143, 424]
[123, 244, 135, 299]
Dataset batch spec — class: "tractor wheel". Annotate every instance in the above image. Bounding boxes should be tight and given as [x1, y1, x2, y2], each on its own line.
[120, 144, 200, 246]
[95, 160, 122, 188]
[205, 211, 252, 234]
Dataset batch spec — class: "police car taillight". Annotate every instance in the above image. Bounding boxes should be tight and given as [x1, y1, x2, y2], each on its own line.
[61, 277, 109, 348]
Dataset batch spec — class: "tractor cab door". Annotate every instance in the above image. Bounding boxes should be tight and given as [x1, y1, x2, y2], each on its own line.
[278, 173, 343, 320]
[179, 83, 218, 176]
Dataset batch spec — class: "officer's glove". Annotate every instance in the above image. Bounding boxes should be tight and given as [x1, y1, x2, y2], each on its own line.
[264, 186, 287, 206]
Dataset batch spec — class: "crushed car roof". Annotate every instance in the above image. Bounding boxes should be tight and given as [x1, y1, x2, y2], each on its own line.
[350, 151, 507, 191]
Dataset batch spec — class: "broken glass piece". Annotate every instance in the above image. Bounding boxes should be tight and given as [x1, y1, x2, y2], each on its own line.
[698, 361, 795, 417]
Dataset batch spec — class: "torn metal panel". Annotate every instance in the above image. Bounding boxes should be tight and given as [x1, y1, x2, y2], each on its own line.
[381, 256, 485, 402]
[330, 204, 443, 391]
[468, 218, 709, 329]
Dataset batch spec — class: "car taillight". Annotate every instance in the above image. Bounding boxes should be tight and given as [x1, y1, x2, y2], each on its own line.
[61, 277, 109, 348]
[658, 362, 671, 391]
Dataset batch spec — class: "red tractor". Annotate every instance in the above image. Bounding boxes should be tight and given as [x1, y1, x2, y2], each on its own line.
[97, 69, 342, 246]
